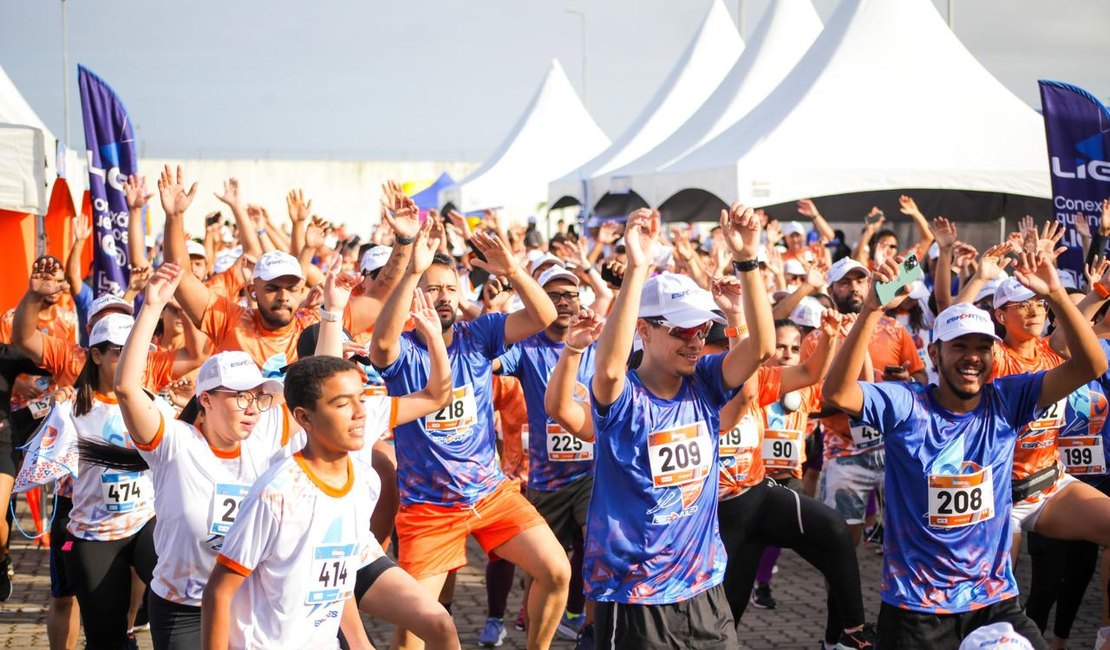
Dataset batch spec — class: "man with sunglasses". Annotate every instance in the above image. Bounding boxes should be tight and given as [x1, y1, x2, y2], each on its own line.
[585, 205, 774, 648]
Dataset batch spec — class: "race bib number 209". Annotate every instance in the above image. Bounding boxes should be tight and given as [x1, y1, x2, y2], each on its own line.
[647, 422, 712, 488]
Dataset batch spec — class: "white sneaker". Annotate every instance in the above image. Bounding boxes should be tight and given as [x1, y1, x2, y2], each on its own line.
[1094, 625, 1110, 650]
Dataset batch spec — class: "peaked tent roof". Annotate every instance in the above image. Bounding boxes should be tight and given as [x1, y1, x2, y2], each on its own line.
[0, 64, 57, 143]
[0, 63, 56, 213]
[440, 60, 609, 218]
[547, 0, 743, 209]
[410, 171, 455, 211]
[650, 0, 1050, 216]
[610, 0, 822, 201]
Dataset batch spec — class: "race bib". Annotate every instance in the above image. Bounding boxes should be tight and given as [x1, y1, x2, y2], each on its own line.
[850, 424, 882, 450]
[1029, 398, 1066, 431]
[647, 422, 712, 488]
[427, 385, 478, 435]
[927, 466, 994, 528]
[209, 483, 250, 536]
[1060, 436, 1107, 475]
[307, 542, 357, 605]
[100, 472, 144, 513]
[719, 415, 759, 459]
[762, 429, 804, 471]
[29, 397, 52, 420]
[546, 425, 593, 462]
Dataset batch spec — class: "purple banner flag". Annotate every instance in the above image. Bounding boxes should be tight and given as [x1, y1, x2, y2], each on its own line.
[78, 65, 137, 296]
[1040, 80, 1110, 287]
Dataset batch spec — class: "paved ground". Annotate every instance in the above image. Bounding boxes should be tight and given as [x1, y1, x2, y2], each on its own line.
[0, 503, 1103, 649]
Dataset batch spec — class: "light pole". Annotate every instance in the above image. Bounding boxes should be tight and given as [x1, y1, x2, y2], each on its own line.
[565, 9, 587, 107]
[61, 0, 70, 146]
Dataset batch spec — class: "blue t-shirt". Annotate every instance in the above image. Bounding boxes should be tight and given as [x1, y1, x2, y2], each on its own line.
[858, 373, 1043, 613]
[379, 313, 508, 507]
[585, 353, 737, 605]
[497, 333, 596, 492]
[1057, 340, 1110, 481]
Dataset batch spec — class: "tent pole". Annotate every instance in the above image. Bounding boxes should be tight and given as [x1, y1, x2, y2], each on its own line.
[947, 0, 954, 30]
[61, 0, 70, 147]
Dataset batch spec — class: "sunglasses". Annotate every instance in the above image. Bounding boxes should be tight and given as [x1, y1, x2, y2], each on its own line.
[645, 318, 712, 341]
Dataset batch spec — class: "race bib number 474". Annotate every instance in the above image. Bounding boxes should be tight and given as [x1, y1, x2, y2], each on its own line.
[647, 423, 712, 488]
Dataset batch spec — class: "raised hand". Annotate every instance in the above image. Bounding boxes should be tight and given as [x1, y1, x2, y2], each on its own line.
[127, 266, 152, 295]
[446, 210, 473, 241]
[410, 218, 442, 275]
[470, 230, 520, 277]
[566, 308, 605, 350]
[1102, 198, 1110, 236]
[72, 214, 93, 243]
[864, 256, 902, 311]
[596, 220, 621, 246]
[1029, 220, 1066, 259]
[796, 198, 821, 220]
[144, 263, 184, 307]
[214, 178, 242, 209]
[164, 377, 195, 409]
[711, 275, 744, 316]
[1013, 250, 1062, 297]
[932, 217, 957, 250]
[305, 219, 325, 250]
[805, 260, 828, 288]
[898, 195, 924, 219]
[719, 203, 760, 260]
[953, 242, 979, 273]
[1074, 212, 1092, 240]
[601, 259, 625, 288]
[380, 181, 420, 240]
[819, 310, 843, 338]
[27, 257, 64, 298]
[865, 207, 885, 229]
[323, 270, 361, 311]
[157, 165, 198, 218]
[123, 174, 153, 212]
[976, 243, 1013, 281]
[300, 284, 324, 311]
[246, 204, 267, 227]
[1086, 255, 1110, 290]
[286, 189, 312, 224]
[409, 288, 441, 339]
[765, 219, 783, 246]
[624, 208, 661, 269]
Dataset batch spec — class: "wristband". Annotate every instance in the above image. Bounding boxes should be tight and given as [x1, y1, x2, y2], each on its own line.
[395, 234, 416, 246]
[725, 326, 748, 338]
[319, 307, 342, 323]
[564, 343, 587, 355]
[582, 265, 594, 273]
[1095, 282, 1110, 300]
[256, 228, 267, 238]
[733, 259, 759, 273]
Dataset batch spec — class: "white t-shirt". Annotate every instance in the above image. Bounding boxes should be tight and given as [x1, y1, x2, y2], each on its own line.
[135, 405, 291, 606]
[68, 394, 167, 541]
[217, 452, 382, 649]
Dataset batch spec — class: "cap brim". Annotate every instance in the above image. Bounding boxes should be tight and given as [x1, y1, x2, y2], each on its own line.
[540, 269, 580, 287]
[653, 307, 727, 328]
[220, 376, 285, 395]
[935, 329, 1002, 343]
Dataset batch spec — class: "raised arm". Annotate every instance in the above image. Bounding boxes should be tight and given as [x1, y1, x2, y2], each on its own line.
[347, 185, 419, 335]
[12, 257, 65, 364]
[796, 198, 836, 242]
[545, 308, 604, 441]
[368, 219, 440, 369]
[717, 204, 775, 389]
[116, 264, 184, 447]
[853, 210, 885, 264]
[898, 195, 934, 259]
[781, 311, 843, 393]
[214, 178, 263, 260]
[592, 209, 658, 407]
[953, 244, 1012, 305]
[158, 165, 210, 328]
[771, 263, 825, 321]
[66, 214, 92, 297]
[932, 217, 957, 312]
[393, 289, 453, 424]
[123, 174, 154, 270]
[470, 230, 557, 345]
[171, 309, 207, 378]
[1049, 257, 1110, 358]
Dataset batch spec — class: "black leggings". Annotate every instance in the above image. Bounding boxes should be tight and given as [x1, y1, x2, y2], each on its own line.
[718, 479, 864, 644]
[65, 518, 157, 650]
[1023, 533, 1097, 640]
[148, 590, 201, 650]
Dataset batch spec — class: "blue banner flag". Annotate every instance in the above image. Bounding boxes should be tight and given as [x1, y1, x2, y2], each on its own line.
[1040, 80, 1110, 287]
[78, 65, 137, 296]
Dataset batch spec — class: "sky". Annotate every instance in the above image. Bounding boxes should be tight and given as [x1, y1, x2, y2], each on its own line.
[2, 0, 1109, 163]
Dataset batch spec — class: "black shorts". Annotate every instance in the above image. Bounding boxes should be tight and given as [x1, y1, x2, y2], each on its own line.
[354, 555, 396, 603]
[878, 597, 1048, 650]
[593, 583, 737, 649]
[0, 420, 17, 479]
[49, 496, 74, 598]
[527, 474, 592, 547]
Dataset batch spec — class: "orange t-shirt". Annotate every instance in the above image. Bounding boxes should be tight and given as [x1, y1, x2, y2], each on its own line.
[802, 315, 925, 460]
[493, 374, 528, 481]
[991, 338, 1064, 481]
[39, 334, 177, 392]
[718, 365, 781, 498]
[762, 380, 822, 481]
[2, 300, 80, 407]
[200, 294, 328, 374]
[205, 264, 247, 299]
[781, 243, 826, 267]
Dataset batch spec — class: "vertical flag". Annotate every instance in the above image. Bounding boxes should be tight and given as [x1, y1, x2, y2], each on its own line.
[78, 65, 136, 296]
[1039, 80, 1110, 286]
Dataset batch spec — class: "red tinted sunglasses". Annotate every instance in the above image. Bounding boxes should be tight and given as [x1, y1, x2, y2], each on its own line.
[645, 318, 712, 341]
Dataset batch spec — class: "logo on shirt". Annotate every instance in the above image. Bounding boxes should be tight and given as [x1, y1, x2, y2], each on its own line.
[647, 483, 703, 525]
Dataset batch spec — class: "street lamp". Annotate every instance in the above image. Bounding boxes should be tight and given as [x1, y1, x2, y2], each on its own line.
[565, 9, 587, 107]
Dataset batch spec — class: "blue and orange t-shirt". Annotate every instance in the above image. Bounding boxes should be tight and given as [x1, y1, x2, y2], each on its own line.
[586, 353, 737, 605]
[990, 338, 1066, 484]
[1056, 340, 1110, 479]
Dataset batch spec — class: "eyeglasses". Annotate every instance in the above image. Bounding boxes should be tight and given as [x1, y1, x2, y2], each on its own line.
[1004, 299, 1048, 314]
[209, 389, 273, 412]
[546, 291, 580, 304]
[645, 318, 712, 341]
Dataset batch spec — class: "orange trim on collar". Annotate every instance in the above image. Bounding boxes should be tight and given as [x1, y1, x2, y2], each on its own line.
[293, 452, 354, 498]
[93, 392, 118, 404]
[209, 444, 241, 459]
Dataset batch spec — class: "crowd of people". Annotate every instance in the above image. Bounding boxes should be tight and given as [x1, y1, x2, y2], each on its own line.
[2, 164, 1110, 650]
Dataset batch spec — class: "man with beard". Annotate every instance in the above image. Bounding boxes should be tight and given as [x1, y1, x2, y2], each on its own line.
[822, 251, 1105, 649]
[801, 256, 926, 545]
[369, 221, 570, 650]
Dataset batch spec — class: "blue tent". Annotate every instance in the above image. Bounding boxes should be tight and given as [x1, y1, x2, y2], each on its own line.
[409, 172, 455, 211]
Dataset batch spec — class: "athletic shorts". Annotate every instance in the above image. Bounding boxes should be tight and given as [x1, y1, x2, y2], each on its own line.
[593, 583, 737, 650]
[395, 479, 547, 579]
[354, 555, 396, 603]
[819, 450, 884, 525]
[1010, 472, 1078, 533]
[0, 420, 17, 479]
[878, 597, 1048, 650]
[527, 474, 592, 547]
[49, 496, 74, 598]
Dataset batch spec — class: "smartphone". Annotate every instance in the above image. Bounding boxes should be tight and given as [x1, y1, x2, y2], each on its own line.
[875, 254, 924, 306]
[601, 263, 624, 288]
[865, 210, 884, 226]
[884, 365, 904, 376]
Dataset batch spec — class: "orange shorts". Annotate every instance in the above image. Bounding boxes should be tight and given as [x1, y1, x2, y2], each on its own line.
[395, 480, 546, 579]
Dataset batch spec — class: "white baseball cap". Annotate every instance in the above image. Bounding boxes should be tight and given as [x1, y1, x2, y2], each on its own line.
[252, 250, 304, 282]
[537, 266, 580, 288]
[790, 297, 825, 329]
[992, 277, 1036, 310]
[529, 253, 563, 277]
[932, 303, 1002, 343]
[782, 221, 806, 237]
[195, 351, 284, 398]
[974, 272, 1009, 304]
[186, 240, 207, 258]
[213, 246, 242, 274]
[827, 257, 871, 284]
[88, 293, 134, 322]
[359, 246, 392, 274]
[783, 259, 807, 277]
[638, 272, 726, 328]
[89, 313, 134, 347]
[958, 623, 1034, 650]
[927, 242, 941, 261]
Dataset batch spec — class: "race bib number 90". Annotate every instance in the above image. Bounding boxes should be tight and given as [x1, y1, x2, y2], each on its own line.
[927, 466, 994, 529]
[1059, 436, 1106, 475]
[100, 472, 144, 513]
[648, 422, 712, 488]
[427, 385, 478, 434]
[307, 543, 357, 605]
[762, 429, 804, 471]
[546, 425, 593, 462]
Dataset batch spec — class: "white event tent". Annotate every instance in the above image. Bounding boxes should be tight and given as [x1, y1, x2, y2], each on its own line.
[0, 63, 52, 214]
[648, 0, 1050, 220]
[439, 60, 609, 219]
[547, 0, 744, 212]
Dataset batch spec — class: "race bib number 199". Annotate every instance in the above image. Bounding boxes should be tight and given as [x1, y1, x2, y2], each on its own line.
[927, 466, 994, 529]
[1060, 436, 1106, 475]
[648, 423, 711, 488]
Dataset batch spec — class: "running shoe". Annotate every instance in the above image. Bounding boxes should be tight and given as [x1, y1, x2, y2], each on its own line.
[0, 557, 11, 601]
[514, 604, 527, 631]
[749, 582, 776, 610]
[1095, 625, 1110, 650]
[863, 523, 884, 545]
[836, 622, 878, 649]
[557, 611, 586, 640]
[478, 617, 507, 647]
[126, 632, 139, 650]
[575, 623, 595, 650]
[133, 600, 150, 631]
